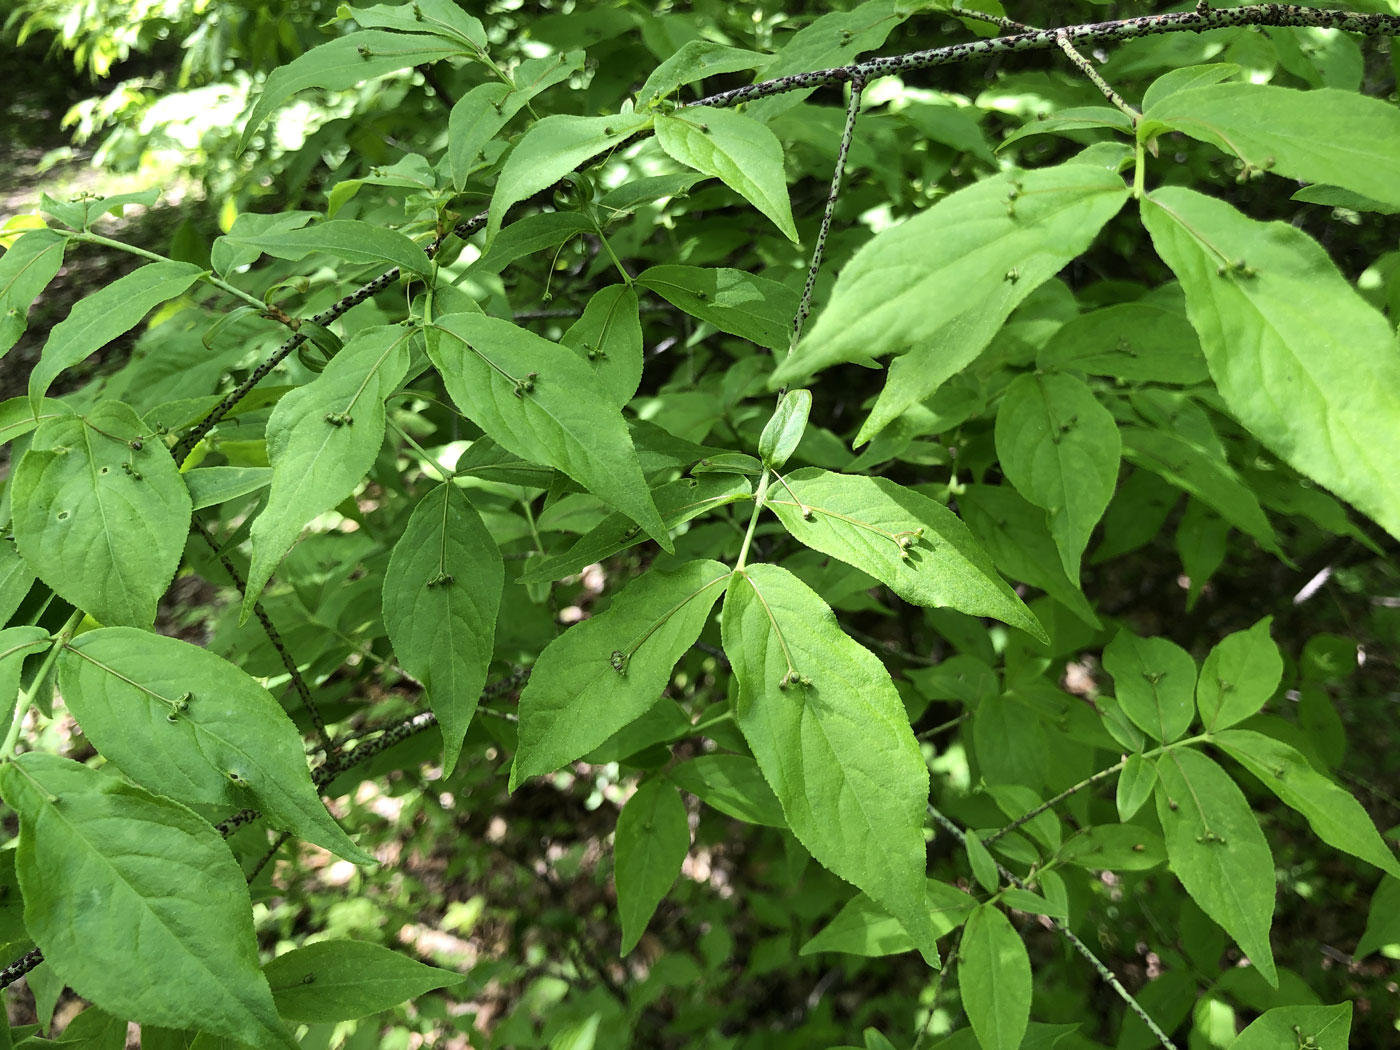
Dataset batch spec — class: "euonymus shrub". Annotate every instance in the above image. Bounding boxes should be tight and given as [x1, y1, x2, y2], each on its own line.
[1, 0, 1399, 1046]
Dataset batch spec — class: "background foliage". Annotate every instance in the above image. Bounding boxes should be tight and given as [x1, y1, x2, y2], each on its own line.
[2, 1, 1400, 1048]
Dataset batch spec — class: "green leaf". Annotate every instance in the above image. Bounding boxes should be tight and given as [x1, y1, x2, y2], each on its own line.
[11, 401, 192, 627]
[0, 753, 298, 1049]
[1213, 730, 1400, 879]
[243, 326, 411, 622]
[1196, 617, 1281, 731]
[1140, 63, 1240, 112]
[520, 474, 751, 584]
[511, 560, 731, 787]
[264, 940, 463, 1022]
[1036, 300, 1209, 384]
[1116, 753, 1157, 822]
[1120, 425, 1280, 555]
[227, 219, 430, 277]
[27, 261, 204, 412]
[1057, 823, 1166, 871]
[1155, 747, 1277, 986]
[239, 31, 463, 152]
[1227, 1003, 1351, 1050]
[1103, 630, 1197, 743]
[39, 189, 159, 232]
[211, 211, 315, 277]
[58, 627, 372, 864]
[1142, 186, 1400, 541]
[0, 230, 66, 358]
[0, 627, 52, 738]
[344, 0, 486, 50]
[721, 563, 939, 965]
[471, 212, 593, 275]
[615, 778, 690, 954]
[0, 396, 73, 449]
[184, 466, 273, 511]
[383, 482, 503, 776]
[758, 390, 810, 470]
[428, 313, 669, 550]
[764, 469, 1046, 641]
[485, 111, 652, 244]
[1141, 84, 1400, 209]
[635, 265, 799, 352]
[668, 754, 785, 828]
[655, 107, 797, 242]
[998, 105, 1134, 150]
[0, 543, 37, 628]
[959, 904, 1032, 1050]
[772, 162, 1129, 442]
[801, 881, 975, 958]
[1354, 876, 1400, 959]
[560, 284, 644, 409]
[637, 42, 772, 105]
[994, 372, 1120, 582]
[953, 485, 1101, 630]
[448, 82, 514, 190]
[964, 833, 999, 893]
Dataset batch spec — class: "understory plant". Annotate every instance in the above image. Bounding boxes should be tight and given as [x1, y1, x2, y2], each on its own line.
[2, 0, 1400, 1047]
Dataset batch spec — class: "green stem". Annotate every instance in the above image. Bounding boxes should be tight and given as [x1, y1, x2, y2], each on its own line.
[68, 231, 273, 315]
[3, 609, 84, 758]
[1134, 138, 1147, 199]
[735, 469, 771, 572]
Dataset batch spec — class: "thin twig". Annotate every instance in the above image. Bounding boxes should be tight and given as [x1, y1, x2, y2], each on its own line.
[191, 516, 332, 755]
[927, 804, 1181, 1050]
[1054, 31, 1141, 123]
[790, 74, 865, 352]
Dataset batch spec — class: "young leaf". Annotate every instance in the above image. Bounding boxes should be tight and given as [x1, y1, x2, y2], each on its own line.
[1103, 630, 1197, 743]
[383, 482, 503, 777]
[1141, 84, 1400, 209]
[1142, 186, 1400, 542]
[1155, 747, 1277, 986]
[485, 111, 651, 243]
[1116, 754, 1157, 822]
[801, 881, 975, 958]
[560, 284, 644, 409]
[0, 753, 298, 1050]
[668, 754, 786, 828]
[655, 107, 798, 242]
[1213, 729, 1400, 879]
[428, 313, 669, 550]
[27, 261, 204, 412]
[764, 469, 1046, 641]
[225, 219, 432, 277]
[0, 229, 67, 358]
[263, 940, 463, 1023]
[511, 560, 731, 787]
[1228, 1003, 1351, 1050]
[757, 389, 810, 470]
[721, 563, 939, 965]
[57, 628, 373, 864]
[615, 778, 690, 955]
[519, 474, 751, 584]
[11, 401, 192, 628]
[239, 31, 463, 152]
[772, 162, 1129, 441]
[243, 326, 411, 621]
[959, 904, 1032, 1050]
[1196, 617, 1282, 731]
[635, 265, 799, 351]
[994, 372, 1121, 582]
